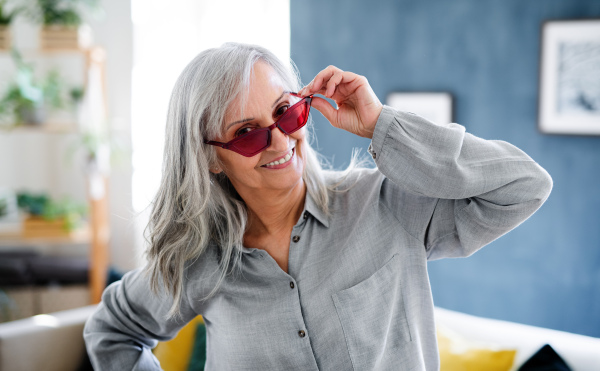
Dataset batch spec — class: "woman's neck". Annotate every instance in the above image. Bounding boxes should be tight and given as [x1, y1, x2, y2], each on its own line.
[242, 180, 307, 239]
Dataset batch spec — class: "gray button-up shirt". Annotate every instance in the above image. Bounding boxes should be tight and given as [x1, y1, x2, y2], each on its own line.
[84, 106, 552, 370]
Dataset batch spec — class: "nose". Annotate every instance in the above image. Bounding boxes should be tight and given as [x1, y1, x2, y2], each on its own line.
[269, 124, 290, 152]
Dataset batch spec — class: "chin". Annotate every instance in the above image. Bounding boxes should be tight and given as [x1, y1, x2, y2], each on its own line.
[268, 160, 304, 191]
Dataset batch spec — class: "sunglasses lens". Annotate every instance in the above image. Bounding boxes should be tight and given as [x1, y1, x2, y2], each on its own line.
[279, 99, 309, 134]
[230, 128, 270, 156]
[209, 96, 310, 157]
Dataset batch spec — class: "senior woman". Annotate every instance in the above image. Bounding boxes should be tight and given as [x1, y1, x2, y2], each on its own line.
[84, 42, 552, 370]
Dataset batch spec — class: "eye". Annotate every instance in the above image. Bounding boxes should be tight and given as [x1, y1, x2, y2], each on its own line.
[235, 126, 254, 137]
[275, 104, 290, 117]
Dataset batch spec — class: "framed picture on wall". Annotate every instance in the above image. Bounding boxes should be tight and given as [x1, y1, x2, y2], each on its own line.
[386, 92, 453, 125]
[539, 19, 600, 135]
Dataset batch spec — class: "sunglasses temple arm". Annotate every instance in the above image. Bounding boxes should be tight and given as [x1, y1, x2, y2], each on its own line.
[204, 139, 229, 149]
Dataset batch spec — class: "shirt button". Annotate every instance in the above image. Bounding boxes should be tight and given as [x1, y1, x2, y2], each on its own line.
[290, 282, 295, 289]
[303, 212, 308, 220]
[292, 235, 300, 243]
[298, 330, 306, 338]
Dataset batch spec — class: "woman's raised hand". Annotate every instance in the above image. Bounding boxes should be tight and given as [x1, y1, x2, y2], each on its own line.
[298, 65, 383, 139]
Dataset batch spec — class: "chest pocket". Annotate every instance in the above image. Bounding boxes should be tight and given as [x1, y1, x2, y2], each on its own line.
[332, 254, 415, 370]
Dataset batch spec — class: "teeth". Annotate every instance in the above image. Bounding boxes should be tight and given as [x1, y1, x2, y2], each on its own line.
[265, 149, 293, 167]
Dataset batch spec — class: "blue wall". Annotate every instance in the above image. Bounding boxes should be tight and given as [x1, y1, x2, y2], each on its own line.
[291, 0, 600, 337]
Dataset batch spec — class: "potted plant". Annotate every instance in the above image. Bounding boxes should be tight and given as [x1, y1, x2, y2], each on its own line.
[30, 0, 99, 50]
[17, 191, 88, 236]
[0, 49, 66, 126]
[0, 0, 21, 50]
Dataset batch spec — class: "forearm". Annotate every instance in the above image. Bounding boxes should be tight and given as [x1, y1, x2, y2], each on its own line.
[370, 106, 552, 258]
[84, 269, 194, 370]
[369, 106, 552, 203]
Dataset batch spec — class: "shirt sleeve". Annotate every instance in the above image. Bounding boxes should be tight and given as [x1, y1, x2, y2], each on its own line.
[368, 105, 553, 260]
[83, 268, 198, 370]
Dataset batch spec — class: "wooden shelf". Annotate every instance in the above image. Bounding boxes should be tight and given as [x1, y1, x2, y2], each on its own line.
[1, 41, 109, 305]
[0, 226, 90, 247]
[0, 123, 79, 134]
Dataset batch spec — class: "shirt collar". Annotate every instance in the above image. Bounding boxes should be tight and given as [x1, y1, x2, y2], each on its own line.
[303, 189, 330, 228]
[239, 189, 330, 254]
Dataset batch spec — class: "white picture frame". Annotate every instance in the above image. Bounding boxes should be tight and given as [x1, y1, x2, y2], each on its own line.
[386, 92, 453, 125]
[538, 19, 600, 135]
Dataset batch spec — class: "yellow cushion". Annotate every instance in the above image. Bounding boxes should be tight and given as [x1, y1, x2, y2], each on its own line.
[437, 327, 517, 371]
[154, 316, 204, 371]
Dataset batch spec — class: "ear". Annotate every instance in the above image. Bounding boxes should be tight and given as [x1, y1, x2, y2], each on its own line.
[209, 166, 223, 174]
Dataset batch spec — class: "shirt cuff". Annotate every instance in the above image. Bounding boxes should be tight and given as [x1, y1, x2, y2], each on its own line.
[368, 105, 397, 161]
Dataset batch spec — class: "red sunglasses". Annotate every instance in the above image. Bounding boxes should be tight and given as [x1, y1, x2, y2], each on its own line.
[204, 93, 313, 157]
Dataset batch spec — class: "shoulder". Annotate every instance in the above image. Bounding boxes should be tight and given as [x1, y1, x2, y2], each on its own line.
[323, 166, 386, 216]
[324, 165, 438, 222]
[323, 166, 383, 192]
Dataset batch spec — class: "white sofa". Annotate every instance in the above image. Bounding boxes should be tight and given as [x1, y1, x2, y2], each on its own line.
[0, 305, 599, 371]
[434, 307, 600, 370]
[0, 305, 95, 371]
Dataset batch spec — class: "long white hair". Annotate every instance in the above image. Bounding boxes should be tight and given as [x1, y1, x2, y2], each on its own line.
[144, 43, 330, 317]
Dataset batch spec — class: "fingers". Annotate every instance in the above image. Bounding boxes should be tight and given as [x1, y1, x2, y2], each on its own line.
[309, 96, 339, 126]
[299, 65, 362, 99]
[325, 71, 345, 97]
[313, 66, 343, 96]
[300, 65, 340, 95]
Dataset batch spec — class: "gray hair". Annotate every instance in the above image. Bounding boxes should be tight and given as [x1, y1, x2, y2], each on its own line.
[144, 43, 330, 317]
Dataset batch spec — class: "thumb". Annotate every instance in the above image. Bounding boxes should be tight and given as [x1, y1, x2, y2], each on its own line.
[310, 96, 338, 126]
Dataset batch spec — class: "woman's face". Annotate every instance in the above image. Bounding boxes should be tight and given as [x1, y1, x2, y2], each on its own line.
[212, 61, 306, 198]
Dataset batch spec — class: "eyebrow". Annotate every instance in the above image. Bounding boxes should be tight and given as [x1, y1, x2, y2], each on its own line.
[225, 91, 290, 130]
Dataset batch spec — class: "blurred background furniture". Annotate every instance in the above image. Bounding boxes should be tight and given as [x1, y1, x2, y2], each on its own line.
[434, 307, 600, 371]
[0, 250, 90, 321]
[1, 5, 110, 320]
[0, 305, 95, 371]
[1, 305, 599, 371]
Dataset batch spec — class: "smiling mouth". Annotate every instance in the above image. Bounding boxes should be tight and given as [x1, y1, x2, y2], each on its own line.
[262, 148, 294, 168]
